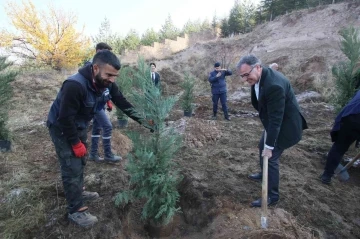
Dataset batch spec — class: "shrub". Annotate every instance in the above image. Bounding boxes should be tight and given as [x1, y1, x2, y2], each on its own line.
[332, 26, 360, 112]
[0, 57, 17, 140]
[180, 73, 196, 112]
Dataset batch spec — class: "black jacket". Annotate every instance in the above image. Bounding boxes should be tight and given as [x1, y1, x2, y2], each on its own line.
[251, 67, 308, 149]
[47, 64, 141, 145]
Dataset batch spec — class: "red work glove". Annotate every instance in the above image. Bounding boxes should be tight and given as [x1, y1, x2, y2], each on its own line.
[72, 141, 87, 157]
[106, 101, 113, 112]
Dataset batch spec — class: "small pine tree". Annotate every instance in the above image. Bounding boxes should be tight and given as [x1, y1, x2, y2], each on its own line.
[332, 26, 360, 112]
[0, 57, 17, 140]
[180, 73, 196, 113]
[115, 57, 182, 226]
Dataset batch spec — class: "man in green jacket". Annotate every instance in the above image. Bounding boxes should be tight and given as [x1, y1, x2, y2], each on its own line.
[236, 54, 308, 207]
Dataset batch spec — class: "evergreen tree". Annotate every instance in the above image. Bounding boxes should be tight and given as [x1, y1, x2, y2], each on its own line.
[332, 26, 360, 112]
[180, 73, 196, 113]
[228, 0, 244, 35]
[123, 29, 141, 50]
[220, 17, 230, 37]
[115, 58, 182, 226]
[0, 57, 17, 140]
[182, 19, 201, 34]
[211, 12, 219, 30]
[140, 28, 160, 46]
[159, 15, 180, 40]
[92, 17, 124, 54]
[201, 18, 211, 31]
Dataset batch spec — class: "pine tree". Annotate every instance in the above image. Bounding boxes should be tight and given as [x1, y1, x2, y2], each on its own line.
[332, 26, 360, 112]
[220, 17, 230, 38]
[140, 28, 160, 46]
[92, 17, 124, 54]
[159, 15, 180, 40]
[0, 57, 17, 140]
[180, 73, 196, 113]
[123, 29, 141, 50]
[115, 58, 182, 226]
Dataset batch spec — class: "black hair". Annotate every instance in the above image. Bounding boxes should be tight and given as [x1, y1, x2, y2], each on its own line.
[95, 42, 112, 51]
[150, 62, 156, 67]
[93, 50, 121, 70]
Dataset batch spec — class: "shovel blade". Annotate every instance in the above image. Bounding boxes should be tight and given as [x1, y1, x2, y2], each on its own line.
[335, 164, 350, 182]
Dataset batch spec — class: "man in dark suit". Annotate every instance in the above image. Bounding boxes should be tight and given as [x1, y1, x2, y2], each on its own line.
[150, 62, 160, 88]
[236, 54, 308, 207]
[320, 90, 360, 184]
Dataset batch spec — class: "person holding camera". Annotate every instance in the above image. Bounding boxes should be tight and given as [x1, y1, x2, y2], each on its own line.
[208, 62, 232, 121]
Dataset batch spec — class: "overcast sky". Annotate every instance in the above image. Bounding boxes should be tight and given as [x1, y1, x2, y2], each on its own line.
[0, 0, 261, 39]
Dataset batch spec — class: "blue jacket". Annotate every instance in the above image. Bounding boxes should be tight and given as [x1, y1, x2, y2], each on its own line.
[208, 70, 232, 94]
[332, 90, 360, 132]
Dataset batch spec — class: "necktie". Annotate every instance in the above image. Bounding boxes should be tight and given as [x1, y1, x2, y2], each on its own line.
[152, 73, 155, 80]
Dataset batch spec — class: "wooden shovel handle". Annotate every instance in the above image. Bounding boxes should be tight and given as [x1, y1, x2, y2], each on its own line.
[342, 151, 360, 171]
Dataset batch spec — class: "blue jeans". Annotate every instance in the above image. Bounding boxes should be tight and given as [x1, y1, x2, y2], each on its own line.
[212, 92, 228, 117]
[91, 109, 113, 157]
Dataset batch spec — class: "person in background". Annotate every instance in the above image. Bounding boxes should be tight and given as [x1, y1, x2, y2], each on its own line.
[236, 54, 307, 207]
[47, 50, 153, 227]
[269, 63, 279, 71]
[208, 62, 232, 121]
[150, 62, 160, 88]
[87, 42, 122, 163]
[320, 90, 360, 184]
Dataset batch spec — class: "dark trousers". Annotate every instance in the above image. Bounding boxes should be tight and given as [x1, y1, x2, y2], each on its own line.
[324, 117, 360, 176]
[212, 92, 228, 116]
[259, 132, 284, 200]
[49, 125, 87, 214]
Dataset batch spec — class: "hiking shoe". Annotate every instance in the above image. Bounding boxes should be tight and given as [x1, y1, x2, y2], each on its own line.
[82, 191, 99, 201]
[225, 117, 231, 121]
[319, 173, 332, 184]
[68, 207, 98, 227]
[88, 154, 104, 162]
[104, 154, 122, 163]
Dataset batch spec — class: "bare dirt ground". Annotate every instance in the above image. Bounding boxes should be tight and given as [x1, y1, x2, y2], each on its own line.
[2, 2, 360, 239]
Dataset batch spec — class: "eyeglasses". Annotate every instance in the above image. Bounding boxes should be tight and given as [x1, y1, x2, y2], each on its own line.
[240, 65, 256, 78]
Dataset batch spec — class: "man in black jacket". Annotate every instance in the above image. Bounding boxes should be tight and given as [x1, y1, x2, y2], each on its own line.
[236, 54, 307, 207]
[47, 50, 150, 227]
[150, 62, 160, 88]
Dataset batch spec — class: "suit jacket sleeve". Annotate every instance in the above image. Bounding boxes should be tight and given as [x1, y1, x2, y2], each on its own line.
[265, 85, 285, 147]
[251, 86, 258, 111]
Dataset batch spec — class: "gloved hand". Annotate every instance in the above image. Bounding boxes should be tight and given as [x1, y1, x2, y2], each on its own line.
[106, 101, 113, 112]
[72, 141, 87, 157]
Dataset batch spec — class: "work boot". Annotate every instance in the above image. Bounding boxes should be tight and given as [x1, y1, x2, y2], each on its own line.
[319, 172, 332, 184]
[68, 207, 98, 227]
[104, 153, 122, 163]
[224, 110, 231, 121]
[88, 154, 103, 162]
[211, 112, 217, 120]
[82, 191, 99, 201]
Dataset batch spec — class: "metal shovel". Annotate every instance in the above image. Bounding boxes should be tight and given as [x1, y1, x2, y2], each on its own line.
[336, 151, 360, 181]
